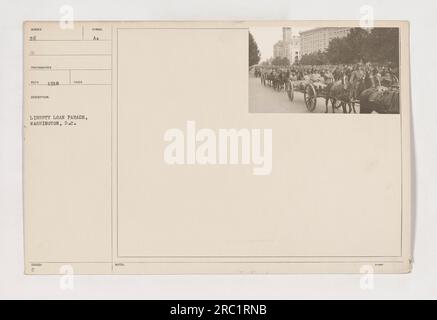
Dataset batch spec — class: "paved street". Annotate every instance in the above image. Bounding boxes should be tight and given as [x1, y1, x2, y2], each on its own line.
[249, 75, 360, 114]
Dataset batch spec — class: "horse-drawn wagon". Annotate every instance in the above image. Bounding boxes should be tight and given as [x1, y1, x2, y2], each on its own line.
[286, 72, 400, 114]
[286, 74, 333, 112]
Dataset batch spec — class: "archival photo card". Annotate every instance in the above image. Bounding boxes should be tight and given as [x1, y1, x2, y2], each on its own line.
[23, 21, 411, 274]
[249, 26, 400, 114]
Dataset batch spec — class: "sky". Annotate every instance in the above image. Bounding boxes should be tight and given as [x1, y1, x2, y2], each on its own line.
[249, 27, 311, 62]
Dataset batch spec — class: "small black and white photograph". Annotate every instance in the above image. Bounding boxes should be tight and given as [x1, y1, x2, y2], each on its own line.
[249, 26, 400, 114]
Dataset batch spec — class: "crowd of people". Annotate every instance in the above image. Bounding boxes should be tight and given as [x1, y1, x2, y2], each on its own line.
[255, 62, 399, 91]
[253, 62, 400, 113]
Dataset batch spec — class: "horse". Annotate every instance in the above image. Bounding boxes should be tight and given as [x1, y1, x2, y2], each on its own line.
[265, 70, 276, 88]
[324, 74, 355, 113]
[359, 87, 400, 114]
[273, 70, 289, 91]
[260, 71, 267, 86]
[359, 73, 400, 114]
[324, 71, 375, 114]
[272, 71, 281, 91]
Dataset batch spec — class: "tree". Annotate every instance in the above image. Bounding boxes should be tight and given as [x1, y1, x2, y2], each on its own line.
[271, 56, 290, 66]
[326, 28, 370, 64]
[365, 28, 399, 65]
[326, 37, 351, 64]
[260, 60, 270, 67]
[268, 27, 399, 67]
[299, 51, 328, 65]
[249, 32, 261, 66]
[283, 57, 291, 66]
[347, 28, 370, 62]
[325, 27, 398, 65]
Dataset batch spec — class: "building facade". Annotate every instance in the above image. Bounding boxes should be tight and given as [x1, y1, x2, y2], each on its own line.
[273, 27, 301, 64]
[299, 27, 350, 55]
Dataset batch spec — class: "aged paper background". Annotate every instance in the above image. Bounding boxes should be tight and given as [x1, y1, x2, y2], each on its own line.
[5, 0, 437, 300]
[23, 21, 411, 274]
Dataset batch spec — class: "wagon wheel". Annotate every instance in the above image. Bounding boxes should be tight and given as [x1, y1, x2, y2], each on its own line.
[304, 84, 317, 112]
[286, 80, 294, 101]
[333, 99, 343, 109]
